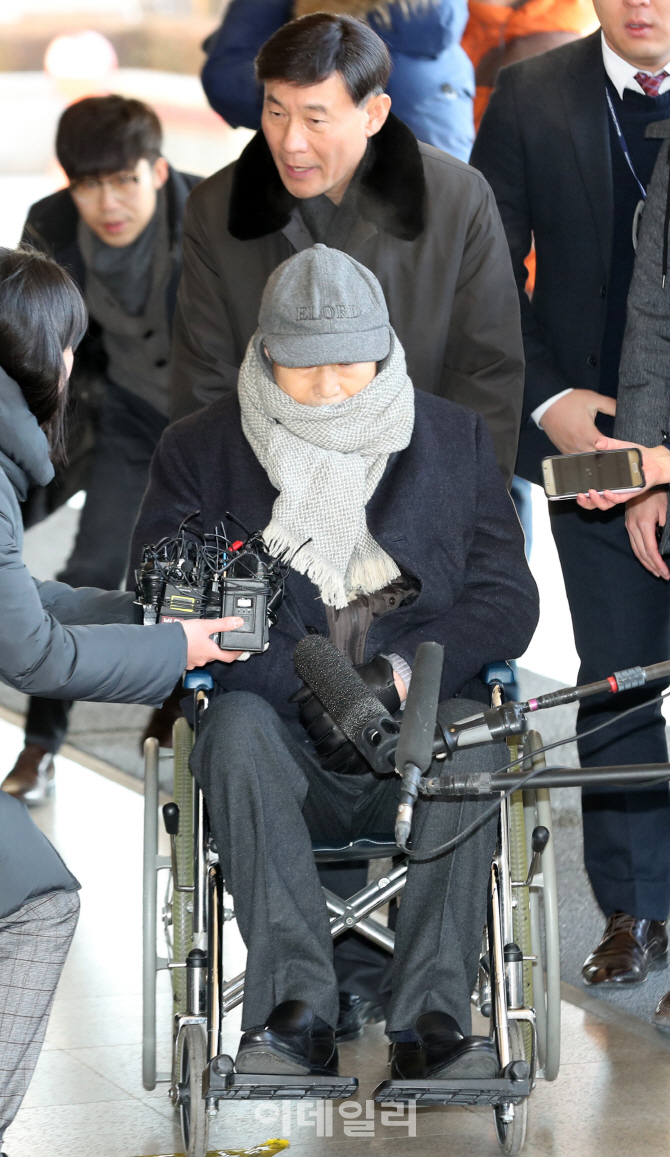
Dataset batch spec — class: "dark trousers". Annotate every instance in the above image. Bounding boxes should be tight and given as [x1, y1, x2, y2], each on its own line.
[190, 691, 501, 1034]
[25, 382, 167, 753]
[550, 501, 670, 921]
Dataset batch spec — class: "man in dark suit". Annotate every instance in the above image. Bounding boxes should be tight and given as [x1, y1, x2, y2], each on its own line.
[471, 2, 670, 986]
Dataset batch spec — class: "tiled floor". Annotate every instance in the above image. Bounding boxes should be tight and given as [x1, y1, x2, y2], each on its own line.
[3, 715, 670, 1157]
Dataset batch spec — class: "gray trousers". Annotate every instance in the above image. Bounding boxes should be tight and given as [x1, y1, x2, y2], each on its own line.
[0, 890, 79, 1141]
[190, 691, 501, 1036]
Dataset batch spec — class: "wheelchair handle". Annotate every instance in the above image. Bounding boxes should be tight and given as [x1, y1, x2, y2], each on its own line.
[531, 826, 550, 855]
[163, 802, 179, 836]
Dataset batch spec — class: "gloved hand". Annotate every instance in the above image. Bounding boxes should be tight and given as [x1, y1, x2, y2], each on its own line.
[291, 653, 401, 775]
[357, 653, 402, 714]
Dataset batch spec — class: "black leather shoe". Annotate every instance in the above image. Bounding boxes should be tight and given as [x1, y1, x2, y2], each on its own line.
[336, 993, 384, 1042]
[235, 1000, 339, 1075]
[582, 913, 668, 985]
[390, 1010, 499, 1080]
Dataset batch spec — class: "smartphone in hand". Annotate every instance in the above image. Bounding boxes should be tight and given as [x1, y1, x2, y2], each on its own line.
[542, 448, 645, 500]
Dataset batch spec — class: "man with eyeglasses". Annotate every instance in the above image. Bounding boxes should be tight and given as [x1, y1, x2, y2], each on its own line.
[1, 95, 200, 805]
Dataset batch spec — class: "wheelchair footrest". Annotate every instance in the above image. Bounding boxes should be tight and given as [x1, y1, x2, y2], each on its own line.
[205, 1058, 358, 1101]
[372, 1075, 530, 1107]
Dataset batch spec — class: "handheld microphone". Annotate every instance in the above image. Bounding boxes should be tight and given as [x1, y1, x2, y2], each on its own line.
[394, 642, 444, 848]
[293, 635, 400, 774]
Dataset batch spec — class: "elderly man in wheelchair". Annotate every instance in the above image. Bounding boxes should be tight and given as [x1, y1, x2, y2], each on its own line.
[132, 246, 539, 1088]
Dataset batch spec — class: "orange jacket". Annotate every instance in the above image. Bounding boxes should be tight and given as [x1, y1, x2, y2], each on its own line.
[463, 0, 597, 128]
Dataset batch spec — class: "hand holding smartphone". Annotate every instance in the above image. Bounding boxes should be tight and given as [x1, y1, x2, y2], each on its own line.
[542, 448, 645, 500]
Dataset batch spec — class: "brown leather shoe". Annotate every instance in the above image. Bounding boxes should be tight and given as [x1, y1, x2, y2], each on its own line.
[140, 685, 184, 751]
[1, 744, 55, 806]
[582, 912, 668, 986]
[653, 990, 670, 1029]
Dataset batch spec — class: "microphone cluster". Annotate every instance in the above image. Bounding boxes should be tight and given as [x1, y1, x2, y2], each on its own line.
[293, 635, 670, 851]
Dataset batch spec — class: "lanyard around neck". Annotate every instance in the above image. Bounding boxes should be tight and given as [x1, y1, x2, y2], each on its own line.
[605, 86, 648, 202]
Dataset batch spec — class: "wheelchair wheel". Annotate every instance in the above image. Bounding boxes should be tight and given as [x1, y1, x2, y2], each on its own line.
[172, 717, 195, 1016]
[494, 1021, 528, 1155]
[509, 790, 533, 1064]
[142, 737, 160, 1091]
[523, 732, 560, 1081]
[177, 1022, 209, 1157]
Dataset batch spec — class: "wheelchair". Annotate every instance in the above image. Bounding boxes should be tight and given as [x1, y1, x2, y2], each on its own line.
[141, 663, 561, 1157]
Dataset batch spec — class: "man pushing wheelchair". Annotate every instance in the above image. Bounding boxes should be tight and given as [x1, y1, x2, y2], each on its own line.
[130, 246, 538, 1083]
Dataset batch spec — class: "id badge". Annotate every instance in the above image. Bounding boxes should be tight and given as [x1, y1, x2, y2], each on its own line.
[633, 198, 645, 251]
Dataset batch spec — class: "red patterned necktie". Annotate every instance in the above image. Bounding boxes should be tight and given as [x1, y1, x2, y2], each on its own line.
[634, 70, 669, 97]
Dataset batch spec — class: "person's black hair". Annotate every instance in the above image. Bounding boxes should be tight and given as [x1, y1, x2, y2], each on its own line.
[0, 247, 88, 453]
[256, 13, 391, 105]
[56, 94, 162, 182]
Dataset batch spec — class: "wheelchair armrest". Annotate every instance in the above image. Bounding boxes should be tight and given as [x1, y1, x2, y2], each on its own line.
[479, 661, 514, 687]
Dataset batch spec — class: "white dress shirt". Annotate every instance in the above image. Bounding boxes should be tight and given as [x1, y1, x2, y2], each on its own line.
[601, 31, 670, 98]
[530, 31, 670, 430]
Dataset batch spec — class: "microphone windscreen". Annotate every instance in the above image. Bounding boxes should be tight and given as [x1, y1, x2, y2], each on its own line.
[395, 640, 443, 773]
[293, 635, 388, 742]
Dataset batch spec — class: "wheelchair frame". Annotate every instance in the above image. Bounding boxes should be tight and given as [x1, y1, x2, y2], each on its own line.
[142, 670, 561, 1157]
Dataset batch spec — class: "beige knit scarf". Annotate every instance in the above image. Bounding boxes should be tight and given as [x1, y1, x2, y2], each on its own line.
[238, 332, 415, 608]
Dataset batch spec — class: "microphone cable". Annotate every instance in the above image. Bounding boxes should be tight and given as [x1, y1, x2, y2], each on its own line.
[407, 688, 670, 862]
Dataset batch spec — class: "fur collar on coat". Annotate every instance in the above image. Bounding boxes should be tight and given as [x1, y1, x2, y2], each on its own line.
[228, 112, 426, 243]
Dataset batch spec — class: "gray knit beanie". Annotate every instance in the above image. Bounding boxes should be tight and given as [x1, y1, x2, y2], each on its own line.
[257, 244, 391, 368]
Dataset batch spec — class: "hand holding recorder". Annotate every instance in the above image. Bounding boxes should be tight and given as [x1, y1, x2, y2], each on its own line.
[181, 617, 245, 667]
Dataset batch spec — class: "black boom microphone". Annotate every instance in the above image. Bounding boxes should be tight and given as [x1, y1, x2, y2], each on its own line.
[394, 641, 444, 848]
[293, 635, 401, 774]
[294, 636, 531, 775]
[293, 636, 445, 848]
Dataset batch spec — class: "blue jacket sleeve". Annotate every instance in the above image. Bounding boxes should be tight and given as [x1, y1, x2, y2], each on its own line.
[368, 0, 466, 58]
[201, 0, 291, 129]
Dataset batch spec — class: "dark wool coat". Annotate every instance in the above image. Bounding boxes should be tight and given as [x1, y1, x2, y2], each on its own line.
[168, 113, 524, 486]
[129, 390, 539, 740]
[470, 31, 667, 482]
